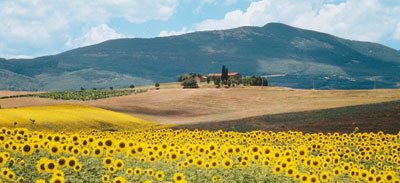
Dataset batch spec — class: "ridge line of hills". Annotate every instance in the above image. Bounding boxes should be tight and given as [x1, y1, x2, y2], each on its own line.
[1, 22, 399, 91]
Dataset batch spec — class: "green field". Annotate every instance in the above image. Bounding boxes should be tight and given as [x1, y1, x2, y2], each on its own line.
[0, 89, 147, 101]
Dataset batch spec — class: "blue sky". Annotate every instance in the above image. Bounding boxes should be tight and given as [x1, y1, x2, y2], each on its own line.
[0, 0, 400, 59]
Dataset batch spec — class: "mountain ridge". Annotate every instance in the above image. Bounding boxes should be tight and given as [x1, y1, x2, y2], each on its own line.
[1, 22, 399, 91]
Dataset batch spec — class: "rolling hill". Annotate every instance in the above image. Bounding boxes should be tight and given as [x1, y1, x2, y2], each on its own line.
[1, 23, 400, 90]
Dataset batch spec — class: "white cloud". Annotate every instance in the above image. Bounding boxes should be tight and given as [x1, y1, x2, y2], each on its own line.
[394, 23, 400, 40]
[0, 0, 179, 58]
[66, 24, 126, 48]
[158, 27, 194, 37]
[195, 0, 400, 43]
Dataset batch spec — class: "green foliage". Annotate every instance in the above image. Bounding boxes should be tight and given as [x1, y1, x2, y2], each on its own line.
[178, 73, 202, 82]
[155, 83, 160, 87]
[130, 84, 135, 89]
[206, 77, 210, 84]
[0, 89, 147, 101]
[109, 87, 113, 90]
[181, 79, 199, 88]
[242, 76, 268, 86]
[221, 65, 228, 82]
[214, 77, 221, 87]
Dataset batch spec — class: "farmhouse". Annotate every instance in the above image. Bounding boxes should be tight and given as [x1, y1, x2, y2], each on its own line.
[206, 72, 242, 81]
[193, 76, 207, 82]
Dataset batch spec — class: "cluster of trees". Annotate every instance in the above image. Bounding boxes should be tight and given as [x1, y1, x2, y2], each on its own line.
[176, 65, 269, 88]
[242, 76, 268, 86]
[178, 73, 199, 88]
[177, 73, 202, 82]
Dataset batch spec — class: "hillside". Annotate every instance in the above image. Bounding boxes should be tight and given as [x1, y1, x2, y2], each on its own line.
[2, 85, 399, 125]
[0, 104, 155, 131]
[1, 23, 399, 90]
[173, 100, 400, 134]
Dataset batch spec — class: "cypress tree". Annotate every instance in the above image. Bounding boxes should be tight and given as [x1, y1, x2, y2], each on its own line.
[225, 68, 228, 81]
[221, 65, 226, 81]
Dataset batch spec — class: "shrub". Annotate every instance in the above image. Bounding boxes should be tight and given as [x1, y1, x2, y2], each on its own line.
[181, 79, 199, 88]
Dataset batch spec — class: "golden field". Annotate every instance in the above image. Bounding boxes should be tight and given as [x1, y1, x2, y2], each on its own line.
[0, 127, 399, 183]
[0, 104, 155, 131]
[1, 85, 399, 125]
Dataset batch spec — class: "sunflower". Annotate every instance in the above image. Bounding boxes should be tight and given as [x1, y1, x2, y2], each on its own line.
[285, 167, 295, 177]
[74, 164, 82, 172]
[7, 171, 15, 181]
[0, 153, 7, 167]
[50, 175, 65, 183]
[53, 170, 64, 177]
[17, 177, 24, 183]
[67, 157, 78, 169]
[333, 167, 341, 176]
[35, 179, 46, 183]
[240, 160, 249, 167]
[273, 165, 283, 175]
[222, 158, 233, 169]
[300, 174, 308, 183]
[103, 157, 113, 167]
[195, 158, 204, 168]
[134, 167, 142, 176]
[114, 159, 124, 170]
[36, 159, 47, 173]
[21, 143, 33, 155]
[147, 169, 154, 176]
[108, 166, 116, 174]
[210, 159, 219, 168]
[102, 175, 110, 183]
[81, 148, 90, 157]
[126, 168, 133, 175]
[57, 157, 67, 167]
[309, 175, 319, 183]
[173, 173, 185, 183]
[113, 176, 126, 183]
[93, 147, 103, 158]
[48, 143, 60, 156]
[46, 160, 58, 173]
[155, 171, 165, 181]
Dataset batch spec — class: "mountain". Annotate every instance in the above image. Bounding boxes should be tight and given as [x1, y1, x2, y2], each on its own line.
[1, 23, 399, 91]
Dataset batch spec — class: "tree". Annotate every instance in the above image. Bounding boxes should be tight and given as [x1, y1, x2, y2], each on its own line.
[206, 77, 210, 84]
[130, 84, 135, 89]
[92, 88, 97, 90]
[221, 65, 229, 82]
[214, 77, 221, 87]
[181, 79, 199, 88]
[221, 65, 226, 81]
[80, 87, 85, 91]
[155, 83, 160, 87]
[110, 87, 113, 90]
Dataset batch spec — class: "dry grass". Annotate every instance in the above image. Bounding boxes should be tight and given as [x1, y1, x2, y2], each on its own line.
[89, 86, 400, 124]
[1, 84, 400, 125]
[0, 91, 42, 98]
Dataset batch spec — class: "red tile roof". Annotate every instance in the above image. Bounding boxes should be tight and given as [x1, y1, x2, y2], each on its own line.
[206, 72, 240, 77]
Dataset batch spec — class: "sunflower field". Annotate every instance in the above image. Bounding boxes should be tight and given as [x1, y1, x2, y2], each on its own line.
[0, 127, 400, 183]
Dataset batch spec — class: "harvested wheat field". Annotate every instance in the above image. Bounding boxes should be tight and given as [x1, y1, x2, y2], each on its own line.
[88, 86, 400, 124]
